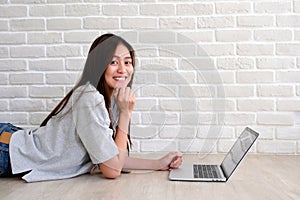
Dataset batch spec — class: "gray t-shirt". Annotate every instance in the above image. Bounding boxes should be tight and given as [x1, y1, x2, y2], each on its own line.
[9, 83, 119, 182]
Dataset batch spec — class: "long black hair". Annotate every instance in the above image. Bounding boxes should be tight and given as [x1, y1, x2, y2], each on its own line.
[40, 33, 135, 148]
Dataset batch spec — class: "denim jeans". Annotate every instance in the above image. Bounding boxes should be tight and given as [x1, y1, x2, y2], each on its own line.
[0, 123, 23, 177]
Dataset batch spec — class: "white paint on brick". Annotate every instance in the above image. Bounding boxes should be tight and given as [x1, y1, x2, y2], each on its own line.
[1, 0, 299, 154]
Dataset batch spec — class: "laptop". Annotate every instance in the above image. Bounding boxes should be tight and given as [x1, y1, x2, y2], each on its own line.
[169, 127, 259, 182]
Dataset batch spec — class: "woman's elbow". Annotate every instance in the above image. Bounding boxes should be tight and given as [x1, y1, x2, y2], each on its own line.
[99, 164, 121, 179]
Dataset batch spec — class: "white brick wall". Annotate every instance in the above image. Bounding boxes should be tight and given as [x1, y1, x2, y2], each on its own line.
[1, 0, 299, 155]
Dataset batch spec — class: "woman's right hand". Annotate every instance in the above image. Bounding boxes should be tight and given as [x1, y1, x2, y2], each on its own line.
[113, 87, 135, 118]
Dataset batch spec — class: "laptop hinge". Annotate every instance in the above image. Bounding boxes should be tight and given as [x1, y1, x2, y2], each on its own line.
[220, 164, 228, 180]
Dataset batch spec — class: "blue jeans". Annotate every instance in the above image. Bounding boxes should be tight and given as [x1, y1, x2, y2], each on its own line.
[0, 123, 23, 177]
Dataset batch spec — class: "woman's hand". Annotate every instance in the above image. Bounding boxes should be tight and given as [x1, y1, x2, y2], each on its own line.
[158, 152, 183, 171]
[114, 87, 135, 118]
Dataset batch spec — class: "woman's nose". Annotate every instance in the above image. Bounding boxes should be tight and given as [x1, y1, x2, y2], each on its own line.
[117, 62, 126, 73]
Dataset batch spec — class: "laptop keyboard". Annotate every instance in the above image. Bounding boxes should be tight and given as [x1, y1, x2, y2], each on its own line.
[193, 165, 219, 179]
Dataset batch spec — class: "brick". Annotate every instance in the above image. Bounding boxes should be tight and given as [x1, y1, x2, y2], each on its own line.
[257, 85, 294, 97]
[64, 32, 99, 43]
[179, 85, 215, 97]
[0, 6, 27, 17]
[0, 86, 27, 98]
[295, 30, 300, 40]
[237, 44, 273, 56]
[47, 18, 81, 30]
[10, 19, 45, 31]
[134, 98, 157, 111]
[277, 15, 300, 27]
[121, 18, 157, 29]
[198, 126, 234, 139]
[131, 126, 157, 139]
[159, 44, 196, 57]
[66, 4, 100, 16]
[160, 99, 197, 111]
[132, 72, 157, 84]
[0, 47, 8, 58]
[223, 85, 254, 97]
[295, 1, 300, 12]
[0, 73, 8, 85]
[84, 17, 120, 29]
[11, 0, 46, 3]
[141, 139, 177, 152]
[198, 16, 234, 28]
[237, 99, 274, 111]
[0, 20, 8, 31]
[179, 139, 217, 153]
[139, 31, 176, 44]
[176, 3, 213, 15]
[257, 113, 294, 126]
[47, 45, 81, 57]
[158, 71, 196, 84]
[141, 85, 177, 97]
[257, 140, 296, 154]
[237, 71, 274, 83]
[256, 57, 295, 69]
[9, 73, 44, 84]
[276, 44, 300, 56]
[197, 71, 234, 84]
[0, 113, 28, 125]
[10, 99, 46, 111]
[159, 17, 195, 29]
[103, 4, 138, 16]
[29, 5, 64, 16]
[177, 31, 214, 42]
[224, 113, 255, 125]
[277, 100, 300, 111]
[46, 73, 78, 85]
[66, 58, 85, 71]
[199, 44, 234, 56]
[29, 59, 64, 71]
[27, 32, 62, 44]
[0, 60, 27, 71]
[141, 111, 179, 125]
[159, 126, 196, 139]
[29, 86, 64, 98]
[181, 112, 217, 125]
[140, 58, 177, 70]
[10, 46, 45, 58]
[179, 58, 214, 70]
[254, 29, 292, 41]
[217, 57, 254, 70]
[198, 99, 235, 112]
[216, 2, 251, 14]
[216, 30, 251, 42]
[0, 33, 25, 44]
[237, 16, 274, 27]
[276, 71, 300, 83]
[0, 100, 8, 111]
[254, 2, 291, 13]
[276, 128, 300, 140]
[140, 3, 175, 16]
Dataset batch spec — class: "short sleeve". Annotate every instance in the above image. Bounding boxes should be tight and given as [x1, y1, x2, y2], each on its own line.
[72, 85, 119, 164]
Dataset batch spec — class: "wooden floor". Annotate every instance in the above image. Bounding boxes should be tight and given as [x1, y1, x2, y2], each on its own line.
[1, 154, 300, 200]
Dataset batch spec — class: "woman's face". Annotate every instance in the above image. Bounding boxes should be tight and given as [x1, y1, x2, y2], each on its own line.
[104, 43, 134, 94]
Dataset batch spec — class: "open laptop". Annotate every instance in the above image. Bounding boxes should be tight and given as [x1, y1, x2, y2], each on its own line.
[169, 127, 259, 182]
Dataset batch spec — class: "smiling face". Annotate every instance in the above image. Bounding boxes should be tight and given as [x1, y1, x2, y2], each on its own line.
[104, 43, 134, 97]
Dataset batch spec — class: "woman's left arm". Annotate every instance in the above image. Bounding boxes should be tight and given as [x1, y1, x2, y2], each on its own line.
[123, 152, 183, 171]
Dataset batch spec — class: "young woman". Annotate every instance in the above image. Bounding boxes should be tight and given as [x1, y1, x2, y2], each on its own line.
[0, 33, 183, 182]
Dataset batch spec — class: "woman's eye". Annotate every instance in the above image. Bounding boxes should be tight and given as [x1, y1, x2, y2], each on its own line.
[111, 60, 118, 65]
[125, 61, 132, 65]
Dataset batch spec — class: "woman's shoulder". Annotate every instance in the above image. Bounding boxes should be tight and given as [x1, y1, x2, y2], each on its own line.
[73, 82, 105, 104]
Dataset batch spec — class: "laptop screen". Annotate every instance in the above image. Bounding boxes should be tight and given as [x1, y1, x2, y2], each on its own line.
[221, 127, 259, 179]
